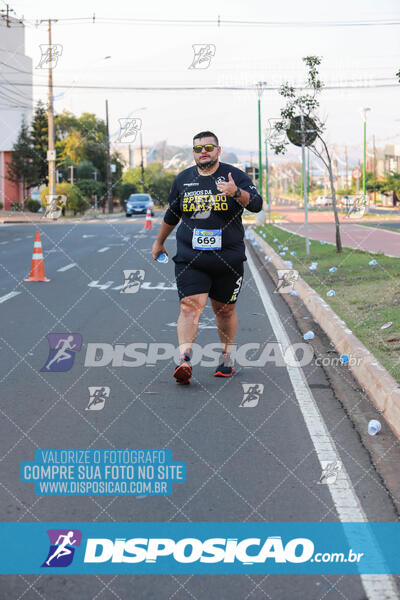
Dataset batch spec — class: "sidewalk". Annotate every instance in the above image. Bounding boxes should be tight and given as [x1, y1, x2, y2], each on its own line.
[273, 207, 400, 257]
[0, 211, 126, 225]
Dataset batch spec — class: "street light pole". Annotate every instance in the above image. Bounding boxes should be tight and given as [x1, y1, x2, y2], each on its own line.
[264, 135, 271, 224]
[255, 82, 267, 195]
[361, 107, 371, 205]
[300, 114, 310, 255]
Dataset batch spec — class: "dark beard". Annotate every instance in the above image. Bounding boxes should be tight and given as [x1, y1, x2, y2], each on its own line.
[196, 156, 218, 171]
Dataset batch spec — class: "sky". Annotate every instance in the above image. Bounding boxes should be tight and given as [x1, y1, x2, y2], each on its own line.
[3, 0, 400, 165]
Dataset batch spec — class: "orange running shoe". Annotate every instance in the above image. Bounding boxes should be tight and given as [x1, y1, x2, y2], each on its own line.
[173, 354, 192, 384]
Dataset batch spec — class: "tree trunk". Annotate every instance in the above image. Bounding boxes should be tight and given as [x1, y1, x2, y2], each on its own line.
[319, 137, 342, 253]
[326, 159, 342, 253]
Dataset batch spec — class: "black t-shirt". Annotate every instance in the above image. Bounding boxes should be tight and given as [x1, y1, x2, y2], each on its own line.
[163, 162, 262, 269]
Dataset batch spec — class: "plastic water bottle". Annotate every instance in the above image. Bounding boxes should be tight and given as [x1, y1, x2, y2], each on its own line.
[369, 259, 377, 266]
[320, 240, 326, 245]
[289, 290, 298, 296]
[290, 251, 296, 256]
[279, 252, 286, 256]
[339, 354, 349, 365]
[157, 252, 169, 263]
[273, 238, 278, 242]
[278, 244, 283, 249]
[368, 420, 381, 436]
[283, 246, 288, 251]
[284, 261, 293, 268]
[329, 267, 337, 273]
[303, 331, 315, 340]
[326, 290, 335, 297]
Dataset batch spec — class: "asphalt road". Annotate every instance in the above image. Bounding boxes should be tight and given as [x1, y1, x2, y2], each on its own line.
[0, 217, 399, 599]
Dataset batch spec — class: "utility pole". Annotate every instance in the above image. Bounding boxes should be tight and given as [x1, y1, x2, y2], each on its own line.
[140, 132, 146, 193]
[0, 3, 15, 26]
[105, 99, 113, 213]
[345, 145, 348, 190]
[41, 18, 58, 218]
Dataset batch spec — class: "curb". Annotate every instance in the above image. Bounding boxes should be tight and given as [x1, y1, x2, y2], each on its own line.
[251, 228, 400, 440]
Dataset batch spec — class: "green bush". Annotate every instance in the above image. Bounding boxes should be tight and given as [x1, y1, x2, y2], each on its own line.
[40, 182, 89, 215]
[11, 201, 22, 211]
[26, 199, 41, 212]
[0, 202, 3, 210]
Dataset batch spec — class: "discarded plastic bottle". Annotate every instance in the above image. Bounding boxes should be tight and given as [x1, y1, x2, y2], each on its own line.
[339, 354, 349, 365]
[273, 238, 278, 242]
[279, 252, 286, 256]
[326, 290, 335, 297]
[290, 251, 296, 256]
[278, 244, 283, 249]
[284, 261, 293, 268]
[369, 259, 377, 266]
[289, 290, 298, 296]
[283, 246, 288, 251]
[157, 253, 169, 263]
[303, 331, 315, 340]
[320, 240, 326, 245]
[329, 267, 337, 273]
[368, 420, 381, 436]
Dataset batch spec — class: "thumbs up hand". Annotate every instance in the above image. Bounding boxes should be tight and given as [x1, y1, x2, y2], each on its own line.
[216, 172, 238, 197]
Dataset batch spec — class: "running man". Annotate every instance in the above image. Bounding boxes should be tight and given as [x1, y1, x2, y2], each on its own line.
[152, 131, 262, 384]
[45, 335, 76, 371]
[45, 531, 77, 566]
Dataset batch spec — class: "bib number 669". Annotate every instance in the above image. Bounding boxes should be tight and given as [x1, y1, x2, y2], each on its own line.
[198, 236, 215, 245]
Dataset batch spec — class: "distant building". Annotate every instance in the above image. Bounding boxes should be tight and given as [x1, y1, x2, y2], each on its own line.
[114, 144, 151, 170]
[375, 145, 400, 178]
[0, 16, 33, 209]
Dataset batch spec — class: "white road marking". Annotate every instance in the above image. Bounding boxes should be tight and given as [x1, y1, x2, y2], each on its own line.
[0, 291, 21, 303]
[57, 263, 77, 272]
[0, 241, 8, 245]
[98, 247, 110, 253]
[82, 234, 96, 238]
[246, 249, 398, 598]
[14, 237, 22, 241]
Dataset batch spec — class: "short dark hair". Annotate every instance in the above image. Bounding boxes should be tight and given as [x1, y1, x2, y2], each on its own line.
[193, 131, 219, 146]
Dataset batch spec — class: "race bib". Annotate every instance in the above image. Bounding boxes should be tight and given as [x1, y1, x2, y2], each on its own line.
[192, 228, 222, 250]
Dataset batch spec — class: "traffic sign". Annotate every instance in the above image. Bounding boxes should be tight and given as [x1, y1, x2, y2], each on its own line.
[352, 167, 362, 180]
[287, 116, 318, 147]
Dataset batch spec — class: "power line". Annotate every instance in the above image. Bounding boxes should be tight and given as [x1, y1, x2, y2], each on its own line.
[11, 81, 400, 91]
[20, 15, 400, 28]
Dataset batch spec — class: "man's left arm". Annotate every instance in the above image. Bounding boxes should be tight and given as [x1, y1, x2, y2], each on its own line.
[216, 171, 263, 213]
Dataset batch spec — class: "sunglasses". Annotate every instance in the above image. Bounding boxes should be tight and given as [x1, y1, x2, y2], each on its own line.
[193, 144, 217, 153]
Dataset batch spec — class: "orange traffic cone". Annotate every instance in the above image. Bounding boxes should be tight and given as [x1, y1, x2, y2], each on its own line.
[24, 231, 50, 282]
[144, 207, 152, 230]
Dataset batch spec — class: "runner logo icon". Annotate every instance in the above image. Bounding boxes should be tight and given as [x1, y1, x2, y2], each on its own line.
[41, 333, 82, 372]
[42, 529, 82, 568]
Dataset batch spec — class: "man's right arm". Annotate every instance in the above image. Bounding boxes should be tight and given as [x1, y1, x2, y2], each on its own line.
[152, 177, 181, 260]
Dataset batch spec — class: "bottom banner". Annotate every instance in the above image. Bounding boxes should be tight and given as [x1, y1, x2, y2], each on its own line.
[1, 522, 399, 574]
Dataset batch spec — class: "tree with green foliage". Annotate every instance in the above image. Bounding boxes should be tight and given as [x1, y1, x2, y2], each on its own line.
[75, 179, 105, 202]
[270, 56, 343, 252]
[381, 172, 400, 206]
[7, 117, 40, 209]
[31, 100, 48, 185]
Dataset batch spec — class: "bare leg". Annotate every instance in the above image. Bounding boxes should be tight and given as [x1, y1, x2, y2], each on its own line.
[177, 293, 208, 356]
[210, 299, 238, 354]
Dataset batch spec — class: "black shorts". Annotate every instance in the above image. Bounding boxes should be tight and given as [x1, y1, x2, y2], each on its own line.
[175, 262, 244, 304]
